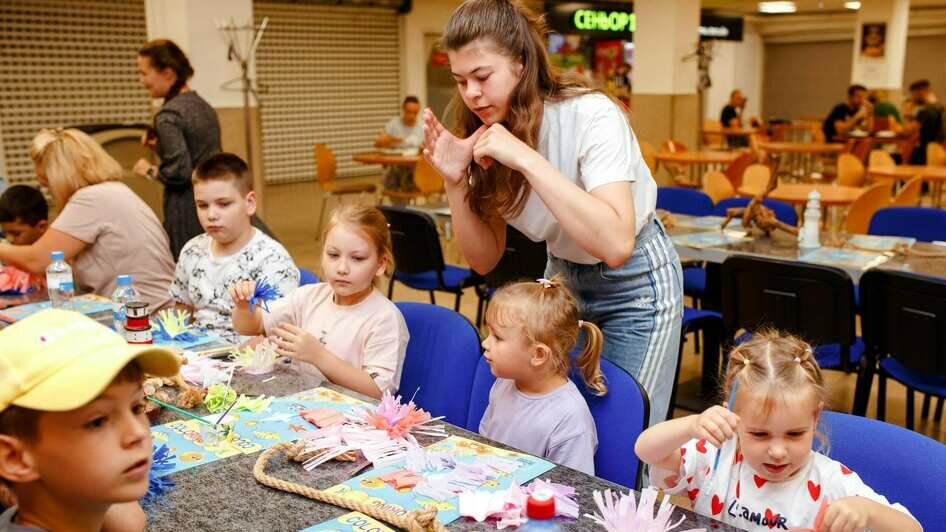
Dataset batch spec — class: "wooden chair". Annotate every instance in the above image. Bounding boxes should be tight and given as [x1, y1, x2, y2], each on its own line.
[661, 140, 690, 186]
[844, 181, 893, 235]
[837, 153, 866, 187]
[723, 152, 754, 189]
[868, 149, 897, 170]
[314, 144, 378, 239]
[383, 158, 443, 205]
[741, 164, 771, 195]
[702, 170, 735, 204]
[640, 140, 658, 176]
[748, 132, 770, 163]
[891, 175, 923, 206]
[928, 142, 946, 166]
[702, 119, 724, 149]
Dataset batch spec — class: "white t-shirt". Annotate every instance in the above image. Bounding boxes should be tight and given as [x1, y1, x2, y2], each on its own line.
[170, 229, 299, 343]
[650, 437, 917, 531]
[261, 283, 409, 395]
[384, 116, 423, 151]
[506, 92, 657, 265]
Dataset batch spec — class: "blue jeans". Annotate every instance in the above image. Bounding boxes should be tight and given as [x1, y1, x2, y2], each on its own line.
[546, 218, 683, 426]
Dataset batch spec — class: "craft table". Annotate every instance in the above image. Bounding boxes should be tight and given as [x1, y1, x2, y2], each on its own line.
[352, 152, 421, 166]
[143, 370, 737, 531]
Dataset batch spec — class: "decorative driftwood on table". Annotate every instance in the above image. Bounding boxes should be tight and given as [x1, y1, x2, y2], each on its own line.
[721, 172, 799, 237]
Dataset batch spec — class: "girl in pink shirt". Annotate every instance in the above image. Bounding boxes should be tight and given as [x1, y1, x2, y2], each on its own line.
[230, 205, 408, 399]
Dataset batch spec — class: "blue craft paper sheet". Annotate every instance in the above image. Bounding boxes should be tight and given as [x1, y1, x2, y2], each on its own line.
[799, 247, 889, 269]
[0, 294, 111, 322]
[150, 387, 366, 476]
[300, 512, 396, 532]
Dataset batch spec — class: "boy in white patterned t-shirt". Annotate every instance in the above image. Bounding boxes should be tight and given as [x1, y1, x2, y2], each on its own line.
[170, 153, 298, 343]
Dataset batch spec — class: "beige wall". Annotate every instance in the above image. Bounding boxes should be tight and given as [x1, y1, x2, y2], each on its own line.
[763, 40, 853, 121]
[399, 0, 463, 106]
[903, 34, 946, 98]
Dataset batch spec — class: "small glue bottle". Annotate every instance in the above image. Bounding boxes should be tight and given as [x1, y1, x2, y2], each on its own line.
[123, 300, 152, 344]
[520, 489, 562, 531]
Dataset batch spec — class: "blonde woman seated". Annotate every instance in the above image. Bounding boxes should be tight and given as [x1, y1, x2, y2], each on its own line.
[0, 128, 175, 310]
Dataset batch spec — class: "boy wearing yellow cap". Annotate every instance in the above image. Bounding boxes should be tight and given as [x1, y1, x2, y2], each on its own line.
[0, 309, 181, 531]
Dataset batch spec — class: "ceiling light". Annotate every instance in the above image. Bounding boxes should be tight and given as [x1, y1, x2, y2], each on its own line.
[844, 1, 861, 9]
[758, 1, 797, 13]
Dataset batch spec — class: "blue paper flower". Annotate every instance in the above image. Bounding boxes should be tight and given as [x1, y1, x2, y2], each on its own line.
[250, 279, 280, 313]
[146, 444, 176, 499]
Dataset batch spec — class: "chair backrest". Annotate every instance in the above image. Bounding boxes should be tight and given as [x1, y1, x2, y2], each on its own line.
[412, 158, 444, 195]
[702, 170, 736, 204]
[843, 181, 893, 235]
[721, 256, 856, 368]
[849, 139, 872, 162]
[465, 354, 650, 489]
[395, 302, 482, 428]
[662, 139, 687, 153]
[298, 267, 319, 286]
[314, 144, 337, 185]
[378, 205, 446, 274]
[891, 175, 923, 206]
[702, 118, 724, 147]
[868, 206, 946, 242]
[483, 225, 548, 289]
[656, 186, 714, 216]
[836, 153, 866, 186]
[741, 163, 771, 195]
[871, 115, 891, 132]
[819, 411, 946, 529]
[927, 142, 946, 166]
[713, 197, 798, 226]
[723, 152, 754, 189]
[640, 140, 658, 176]
[860, 269, 946, 378]
[868, 149, 896, 169]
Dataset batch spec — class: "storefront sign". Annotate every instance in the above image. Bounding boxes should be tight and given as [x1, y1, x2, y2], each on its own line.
[546, 2, 744, 42]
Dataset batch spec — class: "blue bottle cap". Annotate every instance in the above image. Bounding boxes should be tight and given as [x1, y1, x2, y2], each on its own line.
[50, 251, 65, 261]
[117, 274, 133, 286]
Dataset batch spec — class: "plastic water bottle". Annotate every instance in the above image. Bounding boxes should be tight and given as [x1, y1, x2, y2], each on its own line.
[46, 251, 74, 308]
[57, 280, 75, 311]
[519, 490, 563, 531]
[111, 275, 139, 331]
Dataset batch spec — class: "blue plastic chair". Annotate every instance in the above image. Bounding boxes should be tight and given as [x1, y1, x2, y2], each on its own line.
[394, 302, 481, 428]
[713, 196, 798, 226]
[868, 206, 946, 242]
[298, 267, 319, 286]
[673, 307, 724, 414]
[466, 354, 650, 489]
[656, 186, 714, 216]
[819, 411, 946, 529]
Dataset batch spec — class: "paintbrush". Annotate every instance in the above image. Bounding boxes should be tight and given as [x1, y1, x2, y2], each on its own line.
[713, 379, 739, 472]
[147, 396, 214, 426]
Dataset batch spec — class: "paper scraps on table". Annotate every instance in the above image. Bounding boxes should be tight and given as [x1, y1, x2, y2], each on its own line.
[230, 339, 278, 375]
[523, 478, 579, 519]
[233, 393, 274, 413]
[0, 265, 37, 295]
[203, 383, 238, 413]
[300, 407, 346, 428]
[584, 488, 694, 532]
[349, 390, 447, 440]
[146, 444, 176, 499]
[180, 356, 230, 388]
[153, 309, 203, 343]
[458, 482, 530, 528]
[250, 279, 280, 313]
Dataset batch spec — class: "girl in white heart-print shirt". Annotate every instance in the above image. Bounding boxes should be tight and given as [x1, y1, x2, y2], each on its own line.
[635, 331, 920, 532]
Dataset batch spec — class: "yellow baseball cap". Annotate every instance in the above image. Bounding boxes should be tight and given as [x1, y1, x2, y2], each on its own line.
[0, 309, 180, 412]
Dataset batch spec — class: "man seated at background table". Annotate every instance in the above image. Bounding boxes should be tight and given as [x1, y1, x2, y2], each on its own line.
[375, 96, 423, 191]
[823, 84, 873, 141]
[719, 89, 759, 148]
[902, 79, 944, 165]
[868, 90, 903, 132]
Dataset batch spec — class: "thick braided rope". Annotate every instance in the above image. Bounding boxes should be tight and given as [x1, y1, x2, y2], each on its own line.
[253, 442, 448, 532]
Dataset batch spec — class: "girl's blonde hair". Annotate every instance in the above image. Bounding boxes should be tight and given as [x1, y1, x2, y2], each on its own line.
[29, 128, 123, 207]
[485, 275, 607, 395]
[721, 330, 827, 421]
[442, 0, 627, 219]
[321, 204, 394, 287]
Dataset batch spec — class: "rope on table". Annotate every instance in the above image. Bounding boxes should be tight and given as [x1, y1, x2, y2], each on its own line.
[252, 441, 448, 532]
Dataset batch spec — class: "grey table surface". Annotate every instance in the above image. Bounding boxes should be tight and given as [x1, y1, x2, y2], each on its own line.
[143, 367, 739, 531]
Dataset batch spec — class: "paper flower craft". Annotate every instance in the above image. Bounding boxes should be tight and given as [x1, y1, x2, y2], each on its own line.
[353, 391, 446, 440]
[230, 339, 278, 374]
[152, 308, 204, 343]
[179, 356, 230, 388]
[523, 478, 579, 519]
[584, 488, 695, 532]
[0, 265, 37, 295]
[146, 444, 176, 499]
[250, 279, 280, 312]
[203, 383, 238, 414]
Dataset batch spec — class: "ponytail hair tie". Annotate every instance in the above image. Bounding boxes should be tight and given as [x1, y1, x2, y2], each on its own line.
[578, 319, 585, 328]
[793, 357, 802, 363]
[741, 356, 751, 366]
[536, 278, 553, 289]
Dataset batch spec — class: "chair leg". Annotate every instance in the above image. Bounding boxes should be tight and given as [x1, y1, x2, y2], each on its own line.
[316, 194, 330, 242]
[935, 396, 945, 423]
[454, 292, 462, 312]
[906, 387, 915, 431]
[429, 291, 436, 305]
[852, 355, 873, 417]
[876, 372, 887, 421]
[922, 393, 932, 419]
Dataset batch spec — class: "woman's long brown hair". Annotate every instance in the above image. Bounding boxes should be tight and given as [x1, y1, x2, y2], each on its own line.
[442, 0, 620, 219]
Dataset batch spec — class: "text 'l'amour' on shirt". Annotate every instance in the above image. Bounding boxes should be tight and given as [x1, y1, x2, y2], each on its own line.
[504, 92, 657, 265]
[261, 283, 408, 395]
[479, 378, 598, 475]
[170, 229, 299, 343]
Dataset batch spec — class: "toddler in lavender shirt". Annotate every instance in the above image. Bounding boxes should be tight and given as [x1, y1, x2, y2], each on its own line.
[478, 276, 605, 474]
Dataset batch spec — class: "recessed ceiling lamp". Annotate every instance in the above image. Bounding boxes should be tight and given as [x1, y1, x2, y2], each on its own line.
[758, 1, 797, 13]
[844, 1, 862, 9]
